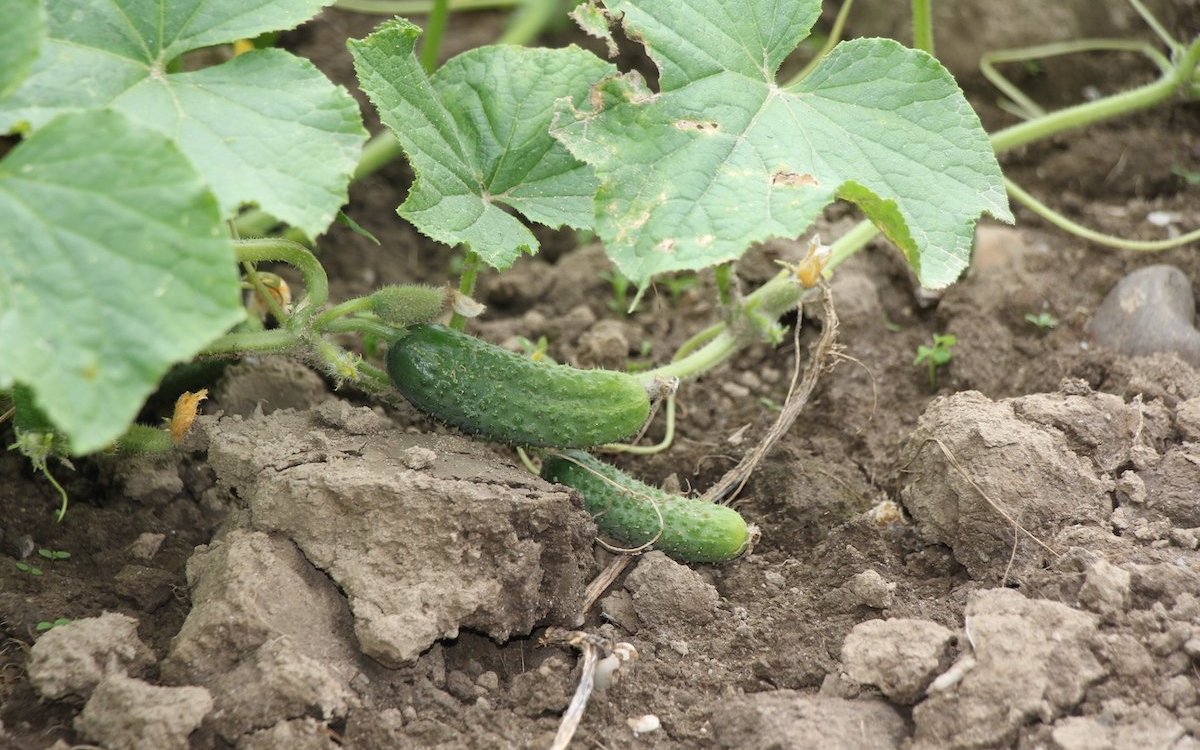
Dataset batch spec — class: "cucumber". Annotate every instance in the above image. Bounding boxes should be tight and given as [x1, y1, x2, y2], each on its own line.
[541, 450, 751, 564]
[387, 324, 650, 448]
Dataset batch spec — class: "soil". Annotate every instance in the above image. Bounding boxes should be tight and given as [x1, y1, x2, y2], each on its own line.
[3, 4, 1200, 749]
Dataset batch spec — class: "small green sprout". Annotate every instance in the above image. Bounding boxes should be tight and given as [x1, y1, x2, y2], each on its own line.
[15, 562, 43, 576]
[36, 618, 72, 632]
[659, 273, 698, 303]
[599, 268, 632, 315]
[37, 548, 70, 561]
[914, 333, 957, 388]
[515, 335, 553, 363]
[1024, 312, 1059, 330]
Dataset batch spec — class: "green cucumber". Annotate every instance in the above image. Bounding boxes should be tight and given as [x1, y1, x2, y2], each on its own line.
[387, 324, 651, 448]
[541, 450, 751, 564]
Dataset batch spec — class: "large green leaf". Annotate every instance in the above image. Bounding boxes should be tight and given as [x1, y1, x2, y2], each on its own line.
[0, 0, 43, 102]
[350, 19, 615, 270]
[0, 111, 242, 454]
[0, 0, 366, 239]
[553, 0, 1013, 288]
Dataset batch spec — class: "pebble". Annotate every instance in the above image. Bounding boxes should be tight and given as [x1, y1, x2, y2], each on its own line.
[1087, 265, 1200, 367]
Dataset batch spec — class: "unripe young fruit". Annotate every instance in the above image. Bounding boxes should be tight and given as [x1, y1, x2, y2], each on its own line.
[387, 324, 651, 448]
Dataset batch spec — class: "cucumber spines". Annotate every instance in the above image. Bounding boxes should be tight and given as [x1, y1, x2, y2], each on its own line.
[387, 324, 651, 448]
[541, 450, 751, 564]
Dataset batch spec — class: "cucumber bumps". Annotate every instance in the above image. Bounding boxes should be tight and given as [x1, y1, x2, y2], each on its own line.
[387, 324, 651, 448]
[541, 450, 752, 564]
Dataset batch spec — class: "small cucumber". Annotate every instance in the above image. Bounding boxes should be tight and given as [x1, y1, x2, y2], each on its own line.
[541, 450, 751, 564]
[387, 324, 651, 448]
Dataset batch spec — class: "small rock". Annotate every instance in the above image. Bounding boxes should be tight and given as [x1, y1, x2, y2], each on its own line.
[1050, 716, 1111, 750]
[842, 618, 955, 704]
[27, 613, 155, 700]
[238, 718, 339, 750]
[1177, 398, 1200, 441]
[74, 674, 211, 750]
[848, 569, 896, 609]
[1087, 265, 1200, 367]
[597, 588, 638, 633]
[624, 552, 719, 631]
[400, 446, 437, 471]
[627, 714, 660, 735]
[115, 565, 175, 611]
[1077, 559, 1131, 617]
[206, 639, 352, 742]
[475, 671, 499, 692]
[576, 319, 629, 369]
[128, 532, 166, 561]
[445, 670, 479, 702]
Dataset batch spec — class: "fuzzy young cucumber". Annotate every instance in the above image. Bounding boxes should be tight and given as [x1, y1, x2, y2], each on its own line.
[387, 324, 651, 448]
[541, 450, 751, 564]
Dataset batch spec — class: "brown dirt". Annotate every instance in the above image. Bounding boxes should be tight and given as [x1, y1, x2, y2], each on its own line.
[3, 4, 1200, 750]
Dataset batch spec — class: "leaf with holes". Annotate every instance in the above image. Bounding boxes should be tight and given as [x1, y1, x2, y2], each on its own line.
[0, 0, 366, 239]
[350, 19, 615, 270]
[552, 0, 1012, 288]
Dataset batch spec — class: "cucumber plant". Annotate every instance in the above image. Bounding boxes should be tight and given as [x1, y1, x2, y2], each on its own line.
[1, 0, 1195, 557]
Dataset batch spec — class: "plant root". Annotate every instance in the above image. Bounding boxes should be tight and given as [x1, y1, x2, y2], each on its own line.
[703, 283, 841, 505]
[542, 628, 638, 750]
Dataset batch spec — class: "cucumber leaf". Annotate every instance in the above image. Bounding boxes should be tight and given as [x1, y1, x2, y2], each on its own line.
[0, 0, 366, 239]
[0, 0, 43, 102]
[553, 0, 1013, 288]
[350, 19, 615, 270]
[0, 111, 241, 454]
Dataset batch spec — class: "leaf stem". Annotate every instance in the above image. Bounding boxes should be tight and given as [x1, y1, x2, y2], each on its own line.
[312, 296, 377, 330]
[419, 0, 451, 72]
[639, 274, 804, 383]
[713, 263, 735, 307]
[200, 329, 297, 356]
[498, 0, 560, 45]
[990, 37, 1200, 152]
[449, 251, 482, 331]
[321, 317, 406, 339]
[1005, 178, 1200, 250]
[790, 0, 855, 83]
[234, 238, 330, 319]
[911, 0, 935, 56]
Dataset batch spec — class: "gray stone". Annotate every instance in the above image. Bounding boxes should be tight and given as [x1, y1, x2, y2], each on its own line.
[164, 529, 363, 685]
[207, 639, 352, 742]
[1087, 265, 1200, 367]
[842, 618, 955, 704]
[27, 612, 154, 700]
[1078, 559, 1131, 618]
[624, 551, 719, 632]
[912, 589, 1104, 749]
[199, 410, 595, 666]
[74, 674, 211, 750]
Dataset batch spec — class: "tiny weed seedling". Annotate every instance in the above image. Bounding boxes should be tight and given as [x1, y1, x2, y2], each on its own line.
[914, 334, 958, 389]
[37, 548, 70, 562]
[1025, 312, 1060, 330]
[599, 269, 633, 315]
[659, 273, 698, 304]
[36, 618, 71, 632]
[15, 562, 43, 577]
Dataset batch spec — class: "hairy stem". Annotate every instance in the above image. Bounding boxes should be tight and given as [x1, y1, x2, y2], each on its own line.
[911, 0, 935, 56]
[234, 238, 330, 320]
[449, 251, 482, 331]
[419, 0, 450, 71]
